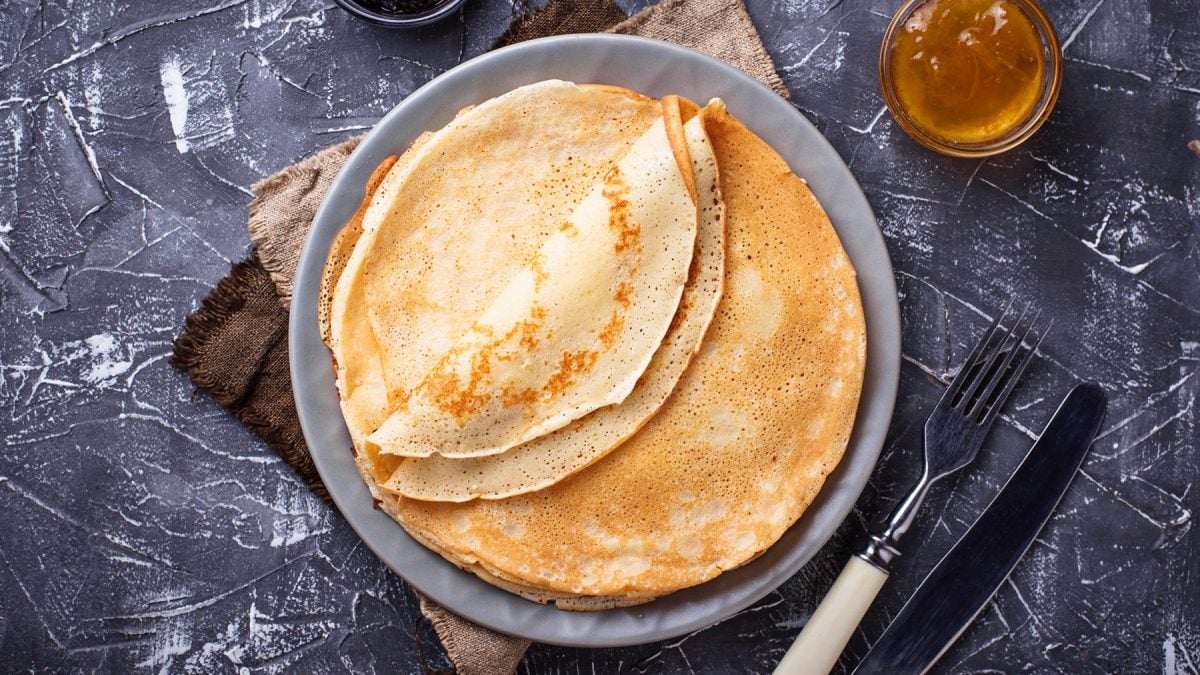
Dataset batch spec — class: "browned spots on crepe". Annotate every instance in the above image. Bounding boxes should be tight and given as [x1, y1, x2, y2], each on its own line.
[614, 281, 633, 308]
[424, 347, 494, 424]
[517, 305, 547, 351]
[424, 301, 551, 416]
[544, 349, 601, 397]
[499, 385, 540, 407]
[603, 167, 640, 254]
[530, 252, 549, 289]
[597, 310, 626, 349]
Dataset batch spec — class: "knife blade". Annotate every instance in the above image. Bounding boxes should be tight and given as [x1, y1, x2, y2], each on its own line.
[853, 382, 1107, 674]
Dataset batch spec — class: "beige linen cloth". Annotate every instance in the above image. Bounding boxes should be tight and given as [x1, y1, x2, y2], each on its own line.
[173, 0, 788, 672]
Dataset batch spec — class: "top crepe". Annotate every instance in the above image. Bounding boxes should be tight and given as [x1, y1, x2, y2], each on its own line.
[368, 99, 699, 459]
[383, 104, 726, 500]
[326, 81, 661, 455]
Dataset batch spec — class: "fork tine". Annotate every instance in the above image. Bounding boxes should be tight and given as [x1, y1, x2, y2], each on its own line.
[978, 319, 1052, 430]
[957, 302, 1030, 411]
[967, 309, 1042, 421]
[941, 299, 1014, 406]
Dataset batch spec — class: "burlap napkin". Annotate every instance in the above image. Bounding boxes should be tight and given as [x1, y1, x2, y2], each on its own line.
[173, 1, 787, 672]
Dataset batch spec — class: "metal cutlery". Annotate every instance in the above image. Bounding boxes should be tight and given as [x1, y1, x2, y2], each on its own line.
[853, 382, 1106, 673]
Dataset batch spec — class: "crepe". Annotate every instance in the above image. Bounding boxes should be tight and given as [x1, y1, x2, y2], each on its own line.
[326, 81, 661, 451]
[322, 83, 865, 607]
[387, 99, 865, 601]
[368, 100, 698, 459]
[384, 107, 725, 501]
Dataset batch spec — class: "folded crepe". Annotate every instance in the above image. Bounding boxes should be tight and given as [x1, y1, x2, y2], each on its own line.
[368, 98, 699, 459]
[325, 81, 660, 456]
[384, 103, 726, 501]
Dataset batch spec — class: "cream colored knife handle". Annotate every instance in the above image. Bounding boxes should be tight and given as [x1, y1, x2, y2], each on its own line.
[773, 556, 889, 675]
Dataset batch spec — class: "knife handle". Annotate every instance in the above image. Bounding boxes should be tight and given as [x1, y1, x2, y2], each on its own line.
[773, 556, 889, 675]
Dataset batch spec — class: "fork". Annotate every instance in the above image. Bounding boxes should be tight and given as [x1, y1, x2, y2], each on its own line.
[774, 301, 1049, 675]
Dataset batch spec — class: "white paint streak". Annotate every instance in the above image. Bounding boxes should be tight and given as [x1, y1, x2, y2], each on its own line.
[135, 623, 192, 674]
[53, 91, 107, 189]
[1163, 634, 1197, 674]
[159, 60, 191, 154]
[1081, 240, 1159, 274]
[1165, 635, 1179, 674]
[848, 105, 889, 135]
[1066, 56, 1154, 82]
[1031, 154, 1085, 184]
[1062, 0, 1107, 51]
[40, 0, 252, 74]
[83, 333, 133, 384]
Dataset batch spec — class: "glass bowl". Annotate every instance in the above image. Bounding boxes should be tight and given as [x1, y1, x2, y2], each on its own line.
[334, 0, 465, 27]
[878, 0, 1063, 157]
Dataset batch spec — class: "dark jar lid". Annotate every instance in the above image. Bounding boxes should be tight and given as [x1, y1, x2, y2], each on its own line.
[334, 0, 465, 27]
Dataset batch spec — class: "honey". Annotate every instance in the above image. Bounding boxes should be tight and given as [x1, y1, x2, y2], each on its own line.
[886, 0, 1047, 145]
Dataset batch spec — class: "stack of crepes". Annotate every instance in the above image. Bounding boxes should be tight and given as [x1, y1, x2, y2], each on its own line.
[320, 81, 866, 609]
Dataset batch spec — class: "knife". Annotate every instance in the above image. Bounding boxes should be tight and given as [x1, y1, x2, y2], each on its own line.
[853, 382, 1107, 674]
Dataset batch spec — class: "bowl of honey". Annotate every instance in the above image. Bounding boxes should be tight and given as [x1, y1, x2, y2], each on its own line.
[879, 0, 1062, 156]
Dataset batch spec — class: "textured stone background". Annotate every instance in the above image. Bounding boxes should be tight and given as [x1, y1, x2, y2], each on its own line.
[1, 0, 1198, 672]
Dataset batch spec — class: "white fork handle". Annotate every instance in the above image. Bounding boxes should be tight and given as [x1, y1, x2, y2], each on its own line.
[773, 556, 889, 675]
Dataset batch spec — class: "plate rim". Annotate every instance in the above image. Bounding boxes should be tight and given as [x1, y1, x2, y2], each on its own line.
[289, 33, 900, 648]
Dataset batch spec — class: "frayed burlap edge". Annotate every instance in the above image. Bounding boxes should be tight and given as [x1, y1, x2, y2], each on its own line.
[248, 137, 364, 309]
[419, 595, 531, 675]
[171, 256, 268, 405]
[171, 256, 331, 503]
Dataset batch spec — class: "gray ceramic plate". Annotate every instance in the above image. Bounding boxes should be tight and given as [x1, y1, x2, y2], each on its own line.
[290, 34, 900, 648]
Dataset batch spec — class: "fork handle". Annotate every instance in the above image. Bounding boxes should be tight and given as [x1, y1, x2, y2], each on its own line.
[773, 556, 889, 675]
